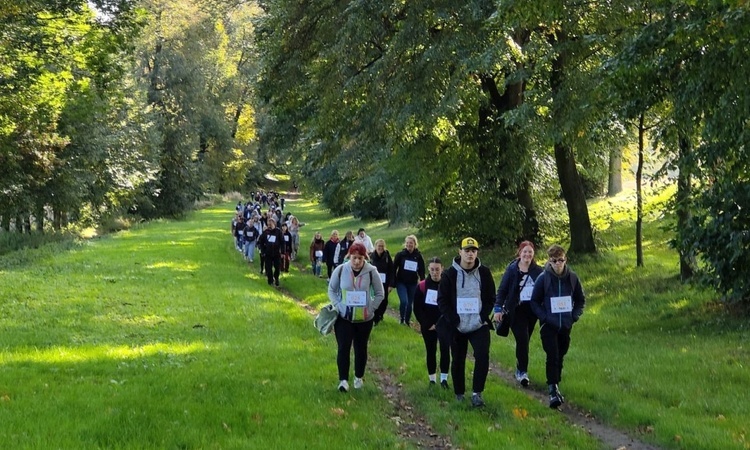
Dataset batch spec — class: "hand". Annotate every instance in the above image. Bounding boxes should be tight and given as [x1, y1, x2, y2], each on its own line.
[429, 324, 436, 331]
[374, 314, 383, 326]
[493, 312, 504, 323]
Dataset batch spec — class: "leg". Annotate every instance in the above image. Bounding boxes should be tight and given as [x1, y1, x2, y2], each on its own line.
[396, 283, 408, 323]
[404, 283, 417, 325]
[352, 321, 374, 378]
[450, 332, 469, 396]
[264, 256, 274, 284]
[334, 317, 353, 381]
[272, 255, 281, 285]
[557, 327, 572, 383]
[540, 324, 561, 385]
[421, 329, 438, 377]
[468, 326, 491, 394]
[511, 304, 533, 372]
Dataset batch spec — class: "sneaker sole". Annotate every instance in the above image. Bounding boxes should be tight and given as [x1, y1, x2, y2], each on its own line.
[520, 379, 529, 387]
[549, 398, 562, 409]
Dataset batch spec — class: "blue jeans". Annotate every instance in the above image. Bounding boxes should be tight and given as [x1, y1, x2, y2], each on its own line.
[396, 282, 417, 324]
[312, 257, 322, 276]
[244, 240, 256, 261]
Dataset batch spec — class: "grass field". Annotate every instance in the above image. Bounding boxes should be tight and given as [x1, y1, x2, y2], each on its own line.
[0, 186, 747, 449]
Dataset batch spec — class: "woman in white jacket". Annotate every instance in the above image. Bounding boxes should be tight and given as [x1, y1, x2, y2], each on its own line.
[328, 242, 385, 392]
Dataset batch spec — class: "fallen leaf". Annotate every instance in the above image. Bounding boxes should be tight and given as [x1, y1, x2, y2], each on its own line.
[330, 407, 346, 417]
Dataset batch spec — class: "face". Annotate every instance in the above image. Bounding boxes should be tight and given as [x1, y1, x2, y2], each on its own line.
[405, 238, 416, 251]
[331, 232, 339, 240]
[459, 247, 478, 266]
[268, 220, 276, 229]
[315, 232, 321, 240]
[519, 245, 534, 264]
[349, 253, 366, 270]
[428, 262, 443, 282]
[359, 231, 365, 238]
[376, 241, 385, 253]
[550, 254, 566, 275]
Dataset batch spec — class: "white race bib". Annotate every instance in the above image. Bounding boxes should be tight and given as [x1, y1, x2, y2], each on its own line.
[379, 273, 386, 283]
[456, 297, 480, 314]
[315, 250, 323, 258]
[425, 289, 438, 306]
[267, 235, 276, 243]
[404, 260, 418, 272]
[284, 235, 290, 241]
[344, 290, 367, 307]
[550, 295, 573, 313]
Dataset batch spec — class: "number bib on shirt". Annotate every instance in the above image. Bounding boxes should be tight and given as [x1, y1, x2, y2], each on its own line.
[315, 250, 323, 258]
[378, 273, 386, 283]
[403, 260, 418, 271]
[344, 290, 367, 307]
[550, 295, 573, 313]
[456, 297, 480, 314]
[520, 278, 534, 302]
[425, 289, 438, 306]
[284, 235, 290, 242]
[267, 235, 276, 243]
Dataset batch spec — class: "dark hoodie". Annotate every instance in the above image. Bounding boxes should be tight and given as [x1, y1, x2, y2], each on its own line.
[529, 263, 585, 330]
[392, 248, 426, 287]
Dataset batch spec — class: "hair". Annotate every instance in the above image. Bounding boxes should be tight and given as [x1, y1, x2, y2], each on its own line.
[358, 228, 365, 234]
[330, 230, 339, 238]
[347, 242, 369, 259]
[374, 238, 386, 248]
[405, 234, 419, 248]
[427, 256, 442, 265]
[547, 244, 566, 259]
[345, 230, 354, 240]
[517, 240, 535, 257]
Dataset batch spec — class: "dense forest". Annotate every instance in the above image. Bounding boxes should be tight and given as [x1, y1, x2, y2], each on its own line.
[1, 0, 748, 306]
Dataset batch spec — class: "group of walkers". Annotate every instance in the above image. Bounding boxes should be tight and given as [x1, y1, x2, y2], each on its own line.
[231, 196, 586, 410]
[327, 235, 586, 410]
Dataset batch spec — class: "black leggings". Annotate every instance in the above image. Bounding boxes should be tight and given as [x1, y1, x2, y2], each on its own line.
[510, 302, 537, 372]
[334, 318, 374, 380]
[421, 328, 450, 375]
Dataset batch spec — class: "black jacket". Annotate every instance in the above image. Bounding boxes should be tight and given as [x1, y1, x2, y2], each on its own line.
[530, 264, 585, 330]
[494, 259, 544, 318]
[437, 256, 495, 330]
[414, 277, 442, 330]
[392, 248, 426, 287]
[369, 250, 394, 288]
[258, 227, 285, 257]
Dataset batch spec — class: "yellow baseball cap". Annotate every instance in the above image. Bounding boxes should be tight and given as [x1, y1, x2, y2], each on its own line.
[460, 237, 479, 250]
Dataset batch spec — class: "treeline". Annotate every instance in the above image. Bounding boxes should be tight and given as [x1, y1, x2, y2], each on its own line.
[0, 0, 263, 234]
[254, 1, 750, 306]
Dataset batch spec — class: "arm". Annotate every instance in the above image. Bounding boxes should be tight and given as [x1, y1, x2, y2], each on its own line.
[328, 265, 343, 306]
[437, 271, 458, 325]
[480, 269, 496, 324]
[369, 268, 385, 310]
[572, 273, 586, 322]
[493, 267, 513, 320]
[413, 281, 426, 324]
[417, 255, 426, 281]
[529, 273, 547, 323]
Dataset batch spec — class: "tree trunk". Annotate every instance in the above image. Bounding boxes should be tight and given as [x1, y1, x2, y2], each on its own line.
[676, 131, 696, 280]
[549, 30, 596, 255]
[1, 215, 9, 232]
[635, 114, 644, 267]
[608, 147, 623, 196]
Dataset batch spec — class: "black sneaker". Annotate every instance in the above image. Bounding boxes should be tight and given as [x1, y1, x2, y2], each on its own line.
[429, 380, 436, 386]
[275, 280, 280, 286]
[440, 380, 449, 390]
[549, 384, 564, 408]
[455, 394, 465, 402]
[471, 393, 485, 408]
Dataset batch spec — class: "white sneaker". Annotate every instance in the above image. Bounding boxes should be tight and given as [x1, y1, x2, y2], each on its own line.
[338, 380, 349, 392]
[353, 377, 364, 389]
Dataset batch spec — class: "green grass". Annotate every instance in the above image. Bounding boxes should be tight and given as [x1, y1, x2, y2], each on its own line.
[0, 187, 748, 449]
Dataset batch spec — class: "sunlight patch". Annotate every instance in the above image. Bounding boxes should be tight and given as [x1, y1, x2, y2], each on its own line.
[1, 341, 217, 364]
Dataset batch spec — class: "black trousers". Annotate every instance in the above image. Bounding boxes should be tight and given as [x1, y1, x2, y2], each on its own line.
[510, 302, 538, 372]
[334, 318, 374, 380]
[450, 325, 491, 395]
[264, 254, 280, 284]
[540, 323, 571, 385]
[421, 328, 450, 375]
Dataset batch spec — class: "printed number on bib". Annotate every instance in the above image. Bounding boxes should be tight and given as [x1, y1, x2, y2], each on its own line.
[404, 260, 418, 272]
[550, 295, 573, 313]
[456, 297, 480, 314]
[425, 289, 438, 306]
[344, 290, 367, 307]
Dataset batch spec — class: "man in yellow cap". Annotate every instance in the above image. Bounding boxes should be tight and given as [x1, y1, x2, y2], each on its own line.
[437, 237, 496, 407]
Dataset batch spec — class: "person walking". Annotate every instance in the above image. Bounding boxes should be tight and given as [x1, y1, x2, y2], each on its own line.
[493, 241, 544, 387]
[369, 239, 394, 325]
[258, 217, 285, 286]
[530, 244, 586, 408]
[280, 223, 293, 273]
[328, 243, 385, 392]
[323, 230, 340, 281]
[354, 228, 375, 253]
[309, 231, 326, 277]
[437, 237, 495, 408]
[414, 257, 450, 388]
[392, 234, 425, 325]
